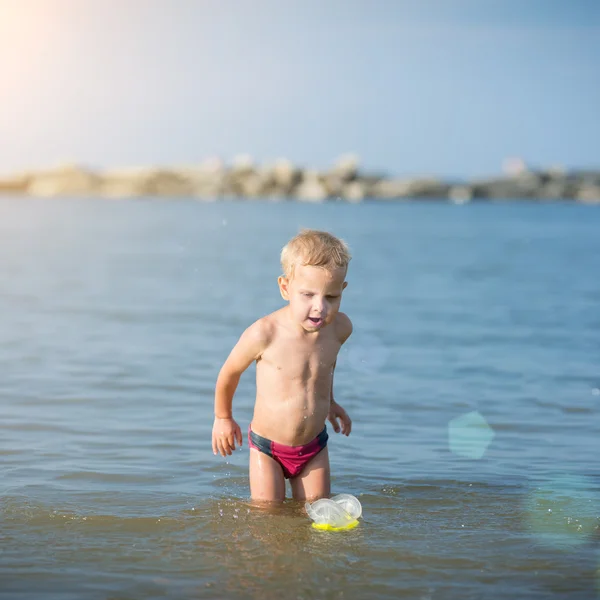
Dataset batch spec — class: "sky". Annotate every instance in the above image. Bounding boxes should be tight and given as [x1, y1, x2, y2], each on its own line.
[0, 0, 599, 178]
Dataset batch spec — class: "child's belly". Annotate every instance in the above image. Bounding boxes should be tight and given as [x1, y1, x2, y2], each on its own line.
[251, 394, 330, 446]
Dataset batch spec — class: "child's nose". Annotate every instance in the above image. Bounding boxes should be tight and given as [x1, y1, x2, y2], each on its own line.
[312, 297, 326, 313]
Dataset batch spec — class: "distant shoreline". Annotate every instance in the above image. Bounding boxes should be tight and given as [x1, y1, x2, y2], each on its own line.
[1, 156, 599, 203]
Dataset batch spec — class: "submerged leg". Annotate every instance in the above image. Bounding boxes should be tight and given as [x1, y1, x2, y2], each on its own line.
[290, 447, 331, 503]
[249, 447, 286, 503]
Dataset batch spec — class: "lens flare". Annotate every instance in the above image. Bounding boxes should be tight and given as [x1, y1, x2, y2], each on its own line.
[524, 474, 600, 548]
[448, 411, 495, 459]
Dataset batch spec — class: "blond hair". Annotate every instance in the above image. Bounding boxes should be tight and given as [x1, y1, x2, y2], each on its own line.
[280, 229, 351, 279]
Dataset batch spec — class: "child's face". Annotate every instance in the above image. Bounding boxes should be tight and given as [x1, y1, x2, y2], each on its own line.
[278, 264, 348, 332]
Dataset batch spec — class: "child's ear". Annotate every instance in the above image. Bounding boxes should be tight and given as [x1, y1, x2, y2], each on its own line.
[278, 276, 290, 300]
[342, 281, 348, 290]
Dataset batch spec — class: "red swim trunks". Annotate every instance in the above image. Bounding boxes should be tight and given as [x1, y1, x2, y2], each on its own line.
[248, 426, 329, 479]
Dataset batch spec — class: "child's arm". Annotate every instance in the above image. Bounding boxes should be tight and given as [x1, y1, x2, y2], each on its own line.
[212, 320, 270, 457]
[327, 313, 354, 436]
[327, 361, 353, 436]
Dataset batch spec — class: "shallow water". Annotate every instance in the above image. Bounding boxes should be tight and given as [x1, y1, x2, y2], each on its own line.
[1, 198, 599, 599]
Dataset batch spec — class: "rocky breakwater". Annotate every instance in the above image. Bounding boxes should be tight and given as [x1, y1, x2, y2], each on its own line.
[0, 155, 598, 203]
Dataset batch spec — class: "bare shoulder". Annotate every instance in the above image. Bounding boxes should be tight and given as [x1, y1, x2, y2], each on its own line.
[334, 312, 353, 344]
[219, 314, 275, 374]
[239, 313, 276, 359]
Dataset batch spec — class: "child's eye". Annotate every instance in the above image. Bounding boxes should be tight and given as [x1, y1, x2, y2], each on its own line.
[326, 295, 339, 300]
[302, 292, 313, 297]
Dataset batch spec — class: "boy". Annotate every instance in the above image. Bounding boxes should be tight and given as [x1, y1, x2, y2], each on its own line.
[212, 229, 353, 503]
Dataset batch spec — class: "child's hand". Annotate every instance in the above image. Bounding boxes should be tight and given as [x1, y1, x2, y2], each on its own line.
[327, 400, 352, 436]
[212, 417, 243, 457]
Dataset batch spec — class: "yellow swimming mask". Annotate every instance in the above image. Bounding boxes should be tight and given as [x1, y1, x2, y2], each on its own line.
[305, 494, 362, 532]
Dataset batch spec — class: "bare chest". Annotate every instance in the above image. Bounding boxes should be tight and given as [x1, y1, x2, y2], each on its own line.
[258, 334, 340, 382]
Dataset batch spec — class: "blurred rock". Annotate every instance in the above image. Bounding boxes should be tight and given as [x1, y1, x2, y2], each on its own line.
[371, 177, 450, 198]
[538, 181, 571, 200]
[576, 185, 600, 204]
[26, 164, 100, 197]
[267, 159, 301, 195]
[187, 159, 227, 199]
[469, 172, 545, 199]
[0, 157, 599, 202]
[330, 154, 360, 181]
[342, 181, 366, 202]
[0, 170, 31, 193]
[295, 171, 328, 202]
[448, 185, 473, 204]
[100, 167, 154, 198]
[231, 154, 254, 173]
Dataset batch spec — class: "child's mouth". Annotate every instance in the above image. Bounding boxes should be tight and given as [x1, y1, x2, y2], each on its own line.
[308, 317, 324, 327]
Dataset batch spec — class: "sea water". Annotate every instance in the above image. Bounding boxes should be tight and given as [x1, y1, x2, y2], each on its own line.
[1, 197, 599, 599]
